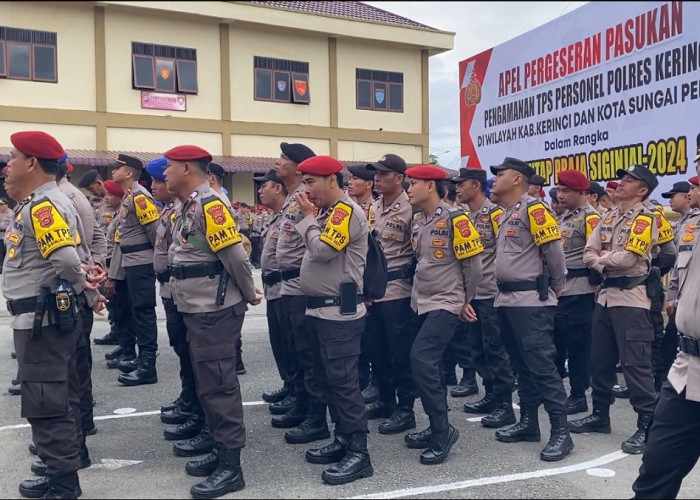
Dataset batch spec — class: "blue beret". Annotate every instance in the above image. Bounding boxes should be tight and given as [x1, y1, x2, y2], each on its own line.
[146, 157, 167, 182]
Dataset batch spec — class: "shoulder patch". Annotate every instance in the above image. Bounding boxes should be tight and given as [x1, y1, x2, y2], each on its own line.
[451, 212, 484, 260]
[527, 202, 561, 246]
[585, 213, 601, 239]
[30, 200, 75, 259]
[654, 209, 674, 245]
[133, 194, 159, 225]
[320, 202, 353, 251]
[490, 207, 504, 236]
[202, 197, 241, 252]
[625, 213, 654, 256]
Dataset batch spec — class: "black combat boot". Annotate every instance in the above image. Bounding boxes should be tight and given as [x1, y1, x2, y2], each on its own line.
[269, 393, 297, 415]
[621, 413, 653, 454]
[463, 392, 496, 414]
[93, 331, 119, 345]
[450, 376, 479, 397]
[28, 440, 38, 455]
[495, 406, 541, 443]
[481, 394, 516, 429]
[36, 472, 82, 499]
[612, 384, 630, 398]
[284, 414, 330, 444]
[305, 434, 348, 464]
[270, 398, 306, 428]
[31, 446, 91, 476]
[104, 345, 125, 361]
[262, 384, 291, 404]
[190, 447, 245, 499]
[321, 433, 373, 485]
[107, 348, 136, 369]
[540, 413, 574, 461]
[566, 394, 588, 415]
[361, 380, 379, 405]
[185, 444, 221, 477]
[365, 399, 396, 420]
[118, 351, 157, 386]
[161, 400, 195, 425]
[419, 424, 460, 465]
[164, 413, 205, 441]
[568, 405, 611, 434]
[174, 426, 216, 457]
[378, 406, 416, 435]
[404, 426, 432, 449]
[19, 475, 51, 498]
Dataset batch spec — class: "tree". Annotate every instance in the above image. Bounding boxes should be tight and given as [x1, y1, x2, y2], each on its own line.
[428, 154, 439, 165]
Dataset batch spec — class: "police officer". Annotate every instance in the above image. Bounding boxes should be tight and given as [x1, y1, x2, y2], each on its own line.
[570, 165, 660, 454]
[553, 170, 601, 414]
[77, 169, 107, 203]
[346, 164, 375, 218]
[293, 155, 373, 485]
[452, 167, 515, 427]
[256, 169, 298, 406]
[250, 205, 264, 269]
[110, 154, 160, 386]
[403, 165, 483, 465]
[601, 181, 619, 211]
[3, 131, 105, 499]
[0, 197, 14, 271]
[363, 153, 419, 433]
[489, 157, 573, 462]
[164, 145, 261, 499]
[585, 181, 607, 215]
[549, 187, 565, 217]
[528, 174, 547, 202]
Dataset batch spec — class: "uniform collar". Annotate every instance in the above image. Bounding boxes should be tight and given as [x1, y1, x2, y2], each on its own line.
[422, 200, 448, 223]
[33, 181, 58, 196]
[379, 191, 408, 214]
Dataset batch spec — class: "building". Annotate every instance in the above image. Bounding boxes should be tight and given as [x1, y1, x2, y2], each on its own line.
[0, 1, 454, 202]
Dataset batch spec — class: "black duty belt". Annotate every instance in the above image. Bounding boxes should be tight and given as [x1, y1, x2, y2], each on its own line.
[497, 280, 538, 292]
[386, 265, 415, 282]
[280, 268, 301, 281]
[120, 242, 153, 254]
[307, 294, 365, 309]
[155, 271, 171, 283]
[6, 296, 39, 315]
[262, 271, 283, 286]
[678, 333, 700, 357]
[601, 276, 647, 289]
[167, 262, 223, 280]
[566, 268, 591, 278]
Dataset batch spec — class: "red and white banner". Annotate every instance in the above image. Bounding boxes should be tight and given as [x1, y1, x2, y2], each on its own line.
[459, 1, 699, 193]
[141, 91, 187, 112]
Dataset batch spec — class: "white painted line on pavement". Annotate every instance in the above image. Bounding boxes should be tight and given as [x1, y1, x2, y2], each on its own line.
[348, 450, 630, 499]
[0, 401, 268, 432]
[87, 458, 142, 470]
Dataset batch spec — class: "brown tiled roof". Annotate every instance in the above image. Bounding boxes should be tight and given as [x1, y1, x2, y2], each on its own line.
[245, 1, 437, 30]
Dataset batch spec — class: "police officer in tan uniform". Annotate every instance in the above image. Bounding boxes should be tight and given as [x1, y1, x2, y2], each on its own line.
[0, 197, 14, 270]
[403, 165, 483, 465]
[570, 165, 660, 455]
[164, 145, 260, 499]
[346, 164, 375, 218]
[293, 155, 373, 485]
[489, 157, 573, 462]
[453, 167, 515, 427]
[110, 154, 160, 386]
[553, 170, 601, 415]
[585, 181, 606, 215]
[3, 131, 105, 499]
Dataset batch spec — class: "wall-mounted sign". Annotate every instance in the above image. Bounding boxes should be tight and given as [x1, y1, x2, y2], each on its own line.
[141, 91, 186, 111]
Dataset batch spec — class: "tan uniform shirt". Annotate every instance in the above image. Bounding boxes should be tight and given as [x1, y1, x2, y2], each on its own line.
[411, 201, 483, 316]
[296, 193, 368, 321]
[59, 177, 107, 269]
[368, 191, 413, 302]
[356, 196, 374, 219]
[666, 209, 700, 302]
[2, 182, 94, 329]
[0, 209, 14, 234]
[104, 209, 119, 262]
[583, 202, 659, 309]
[277, 184, 307, 296]
[169, 182, 256, 314]
[559, 201, 601, 297]
[117, 182, 158, 267]
[261, 210, 283, 300]
[468, 198, 503, 300]
[96, 206, 115, 233]
[154, 199, 180, 299]
[252, 212, 265, 236]
[494, 193, 567, 307]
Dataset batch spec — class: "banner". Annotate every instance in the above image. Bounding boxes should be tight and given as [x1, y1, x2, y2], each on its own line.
[141, 91, 187, 112]
[459, 1, 700, 194]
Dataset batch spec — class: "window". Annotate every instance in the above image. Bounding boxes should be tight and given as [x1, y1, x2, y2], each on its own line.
[132, 42, 198, 94]
[0, 26, 57, 83]
[254, 56, 309, 104]
[356, 69, 403, 112]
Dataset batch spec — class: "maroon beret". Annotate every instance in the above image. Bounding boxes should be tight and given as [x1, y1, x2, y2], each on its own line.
[297, 155, 344, 176]
[405, 165, 447, 181]
[163, 145, 213, 164]
[690, 176, 698, 187]
[557, 170, 590, 192]
[10, 131, 65, 161]
[66, 163, 74, 174]
[103, 180, 124, 197]
[606, 181, 619, 190]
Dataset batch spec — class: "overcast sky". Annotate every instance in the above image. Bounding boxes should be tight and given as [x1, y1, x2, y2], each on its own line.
[365, 1, 588, 169]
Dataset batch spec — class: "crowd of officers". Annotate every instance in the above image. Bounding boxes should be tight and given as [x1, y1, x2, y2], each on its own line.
[2, 129, 700, 499]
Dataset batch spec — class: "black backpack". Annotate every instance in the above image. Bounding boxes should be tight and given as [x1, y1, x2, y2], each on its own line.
[363, 229, 388, 300]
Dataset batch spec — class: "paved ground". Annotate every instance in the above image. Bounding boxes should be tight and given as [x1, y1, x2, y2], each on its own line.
[1, 270, 699, 499]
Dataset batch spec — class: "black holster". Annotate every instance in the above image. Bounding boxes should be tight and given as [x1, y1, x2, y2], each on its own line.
[645, 266, 664, 299]
[55, 289, 79, 335]
[588, 270, 604, 286]
[216, 272, 229, 306]
[31, 287, 51, 341]
[536, 274, 549, 301]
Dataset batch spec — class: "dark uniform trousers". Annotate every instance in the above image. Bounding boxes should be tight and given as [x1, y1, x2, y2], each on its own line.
[498, 306, 567, 413]
[651, 295, 673, 390]
[0, 237, 6, 272]
[77, 304, 95, 433]
[656, 311, 679, 389]
[110, 278, 135, 350]
[306, 316, 368, 437]
[267, 297, 298, 389]
[163, 297, 201, 414]
[364, 298, 418, 407]
[282, 294, 326, 414]
[411, 310, 459, 431]
[183, 305, 246, 449]
[632, 382, 700, 499]
[553, 294, 595, 397]
[250, 235, 262, 268]
[15, 322, 83, 476]
[590, 305, 656, 414]
[124, 263, 158, 353]
[451, 298, 513, 397]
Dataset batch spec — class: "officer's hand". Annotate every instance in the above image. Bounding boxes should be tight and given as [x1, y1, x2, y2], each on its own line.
[248, 288, 263, 306]
[92, 294, 108, 315]
[460, 303, 477, 323]
[104, 279, 117, 298]
[364, 299, 374, 307]
[295, 192, 316, 218]
[84, 264, 107, 287]
[598, 250, 610, 258]
[666, 300, 676, 316]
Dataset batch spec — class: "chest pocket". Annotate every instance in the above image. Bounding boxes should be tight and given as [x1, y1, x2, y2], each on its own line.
[5, 228, 24, 268]
[560, 223, 582, 250]
[427, 237, 449, 263]
[502, 220, 523, 254]
[677, 251, 693, 270]
[277, 222, 301, 248]
[381, 227, 406, 243]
